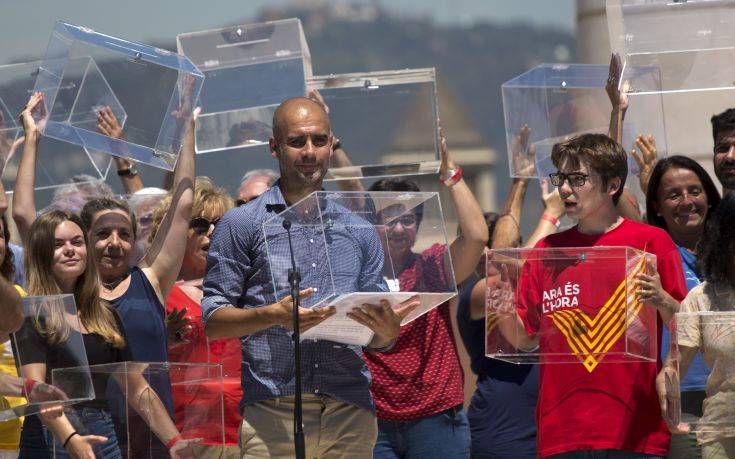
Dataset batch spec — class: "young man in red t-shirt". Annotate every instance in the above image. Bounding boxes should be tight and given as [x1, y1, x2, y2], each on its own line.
[498, 134, 687, 458]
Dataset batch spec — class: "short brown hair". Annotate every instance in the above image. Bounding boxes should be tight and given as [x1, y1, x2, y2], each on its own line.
[551, 133, 627, 204]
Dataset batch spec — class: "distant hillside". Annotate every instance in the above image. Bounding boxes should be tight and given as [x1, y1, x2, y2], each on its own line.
[261, 3, 575, 188]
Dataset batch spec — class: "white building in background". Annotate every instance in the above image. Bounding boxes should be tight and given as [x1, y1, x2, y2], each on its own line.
[576, 0, 721, 189]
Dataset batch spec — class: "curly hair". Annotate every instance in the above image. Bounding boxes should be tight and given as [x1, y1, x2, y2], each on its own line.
[699, 192, 735, 287]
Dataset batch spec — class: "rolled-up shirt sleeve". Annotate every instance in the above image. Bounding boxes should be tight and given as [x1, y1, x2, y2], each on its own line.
[202, 211, 252, 325]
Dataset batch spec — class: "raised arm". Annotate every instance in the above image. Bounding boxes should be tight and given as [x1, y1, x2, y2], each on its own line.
[11, 92, 44, 244]
[606, 53, 629, 145]
[97, 106, 145, 194]
[493, 125, 537, 250]
[140, 110, 197, 302]
[441, 125, 488, 284]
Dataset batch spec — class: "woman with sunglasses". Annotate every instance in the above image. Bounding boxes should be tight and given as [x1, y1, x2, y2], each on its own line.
[149, 176, 241, 458]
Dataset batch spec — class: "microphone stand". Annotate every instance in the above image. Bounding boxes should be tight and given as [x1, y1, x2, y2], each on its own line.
[282, 219, 305, 459]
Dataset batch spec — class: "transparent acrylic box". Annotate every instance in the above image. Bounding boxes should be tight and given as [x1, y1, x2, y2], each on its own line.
[607, 0, 735, 156]
[309, 69, 441, 181]
[263, 191, 457, 346]
[177, 18, 312, 154]
[6, 294, 94, 421]
[667, 310, 735, 436]
[0, 61, 111, 191]
[485, 246, 657, 370]
[52, 362, 225, 458]
[502, 63, 666, 178]
[33, 21, 204, 171]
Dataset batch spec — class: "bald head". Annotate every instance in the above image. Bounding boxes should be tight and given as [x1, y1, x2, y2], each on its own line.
[271, 97, 330, 143]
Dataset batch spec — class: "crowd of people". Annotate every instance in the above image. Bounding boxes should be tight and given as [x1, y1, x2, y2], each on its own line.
[0, 51, 732, 459]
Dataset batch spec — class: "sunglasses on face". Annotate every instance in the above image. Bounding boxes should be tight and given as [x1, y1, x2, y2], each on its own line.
[285, 134, 330, 149]
[190, 217, 220, 235]
[549, 172, 590, 188]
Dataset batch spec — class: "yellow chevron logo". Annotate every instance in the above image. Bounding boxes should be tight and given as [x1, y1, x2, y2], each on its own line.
[550, 255, 648, 373]
[486, 313, 499, 334]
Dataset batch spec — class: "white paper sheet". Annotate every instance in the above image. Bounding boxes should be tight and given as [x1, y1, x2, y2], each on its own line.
[300, 292, 418, 346]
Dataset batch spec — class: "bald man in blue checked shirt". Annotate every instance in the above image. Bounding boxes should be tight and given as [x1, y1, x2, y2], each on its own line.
[202, 97, 419, 458]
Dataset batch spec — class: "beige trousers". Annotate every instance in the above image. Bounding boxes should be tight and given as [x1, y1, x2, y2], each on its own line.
[239, 394, 377, 459]
[703, 437, 735, 459]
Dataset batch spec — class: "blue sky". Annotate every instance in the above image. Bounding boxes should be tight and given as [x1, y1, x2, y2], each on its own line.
[0, 0, 575, 65]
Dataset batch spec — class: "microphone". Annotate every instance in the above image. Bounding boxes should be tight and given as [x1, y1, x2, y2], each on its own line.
[282, 219, 292, 231]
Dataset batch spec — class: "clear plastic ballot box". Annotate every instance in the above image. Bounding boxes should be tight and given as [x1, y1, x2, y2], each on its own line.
[0, 61, 111, 191]
[502, 63, 666, 178]
[666, 310, 735, 436]
[52, 362, 225, 458]
[485, 246, 658, 371]
[263, 191, 457, 346]
[32, 21, 204, 170]
[606, 0, 735, 156]
[307, 69, 441, 181]
[5, 294, 94, 421]
[177, 18, 312, 154]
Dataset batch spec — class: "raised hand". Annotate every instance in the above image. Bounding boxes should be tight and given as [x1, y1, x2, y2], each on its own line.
[511, 124, 537, 177]
[631, 134, 658, 194]
[97, 106, 123, 139]
[606, 52, 630, 112]
[437, 121, 458, 182]
[308, 89, 330, 115]
[19, 92, 46, 137]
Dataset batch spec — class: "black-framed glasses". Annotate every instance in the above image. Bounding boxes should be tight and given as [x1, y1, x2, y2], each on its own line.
[190, 217, 220, 235]
[549, 172, 590, 188]
[384, 214, 418, 228]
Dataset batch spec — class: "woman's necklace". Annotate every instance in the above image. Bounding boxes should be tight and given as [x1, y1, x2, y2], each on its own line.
[101, 273, 128, 291]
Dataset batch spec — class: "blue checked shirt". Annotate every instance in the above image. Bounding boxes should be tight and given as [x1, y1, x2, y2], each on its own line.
[201, 183, 388, 413]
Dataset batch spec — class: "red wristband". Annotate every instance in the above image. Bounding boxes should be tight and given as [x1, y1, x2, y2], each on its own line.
[166, 434, 183, 450]
[540, 212, 559, 226]
[23, 378, 37, 396]
[440, 166, 463, 187]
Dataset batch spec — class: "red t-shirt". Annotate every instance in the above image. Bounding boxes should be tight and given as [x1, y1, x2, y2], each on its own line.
[517, 219, 687, 457]
[166, 284, 243, 446]
[365, 243, 465, 420]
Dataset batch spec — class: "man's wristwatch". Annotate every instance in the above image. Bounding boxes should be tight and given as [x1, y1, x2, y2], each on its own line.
[440, 165, 463, 187]
[117, 166, 138, 177]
